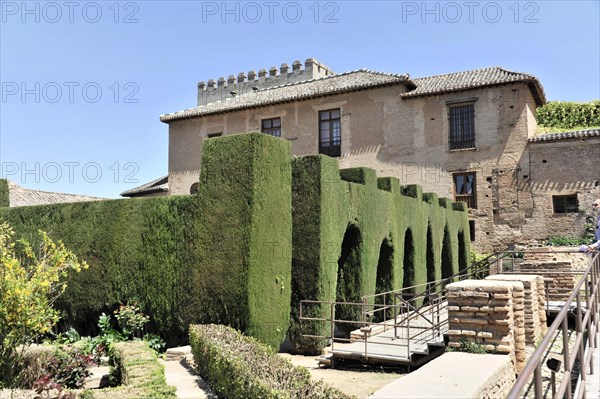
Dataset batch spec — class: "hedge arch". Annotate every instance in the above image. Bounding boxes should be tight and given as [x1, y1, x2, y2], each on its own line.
[374, 237, 394, 322]
[335, 224, 363, 336]
[426, 225, 435, 284]
[441, 226, 453, 281]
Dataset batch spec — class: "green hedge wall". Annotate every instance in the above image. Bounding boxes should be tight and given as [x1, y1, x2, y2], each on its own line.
[537, 100, 600, 129]
[288, 156, 470, 354]
[0, 196, 200, 344]
[0, 133, 292, 349]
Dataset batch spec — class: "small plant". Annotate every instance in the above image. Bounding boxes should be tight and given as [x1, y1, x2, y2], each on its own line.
[446, 339, 487, 354]
[46, 348, 93, 389]
[142, 333, 166, 354]
[114, 303, 150, 339]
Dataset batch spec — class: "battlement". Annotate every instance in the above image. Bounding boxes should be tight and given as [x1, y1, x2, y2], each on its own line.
[197, 58, 335, 106]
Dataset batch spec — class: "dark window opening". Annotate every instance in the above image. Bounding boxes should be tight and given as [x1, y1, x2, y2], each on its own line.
[458, 231, 468, 275]
[207, 132, 222, 138]
[319, 109, 341, 157]
[468, 220, 475, 242]
[449, 103, 475, 150]
[453, 172, 477, 209]
[261, 117, 281, 137]
[190, 182, 199, 195]
[553, 195, 578, 214]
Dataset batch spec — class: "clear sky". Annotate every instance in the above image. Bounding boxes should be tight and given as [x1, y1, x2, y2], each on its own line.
[1, 0, 598, 198]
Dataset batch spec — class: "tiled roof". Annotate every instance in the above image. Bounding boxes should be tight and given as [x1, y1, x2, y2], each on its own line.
[160, 70, 413, 122]
[401, 67, 546, 106]
[120, 175, 168, 197]
[528, 128, 600, 142]
[7, 180, 105, 207]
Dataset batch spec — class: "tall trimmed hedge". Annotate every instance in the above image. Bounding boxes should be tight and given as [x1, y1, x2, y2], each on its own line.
[537, 100, 600, 129]
[193, 133, 292, 348]
[0, 133, 292, 349]
[288, 156, 470, 354]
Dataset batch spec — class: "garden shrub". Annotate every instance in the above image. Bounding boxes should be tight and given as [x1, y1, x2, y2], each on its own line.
[189, 324, 354, 399]
[78, 340, 176, 399]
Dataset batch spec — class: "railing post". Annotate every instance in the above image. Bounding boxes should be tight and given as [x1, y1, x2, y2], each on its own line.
[534, 362, 543, 398]
[394, 293, 398, 339]
[563, 317, 572, 399]
[577, 295, 586, 390]
[383, 294, 387, 333]
[330, 301, 335, 352]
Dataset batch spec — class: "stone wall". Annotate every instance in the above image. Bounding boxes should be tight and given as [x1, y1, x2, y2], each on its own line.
[446, 279, 526, 373]
[520, 251, 576, 301]
[486, 274, 547, 345]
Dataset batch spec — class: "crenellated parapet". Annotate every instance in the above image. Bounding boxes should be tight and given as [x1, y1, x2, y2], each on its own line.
[197, 58, 335, 106]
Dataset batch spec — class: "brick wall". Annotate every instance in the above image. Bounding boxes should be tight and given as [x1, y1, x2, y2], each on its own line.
[446, 279, 526, 373]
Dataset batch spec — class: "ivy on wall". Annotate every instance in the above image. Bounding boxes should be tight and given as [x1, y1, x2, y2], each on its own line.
[537, 101, 600, 129]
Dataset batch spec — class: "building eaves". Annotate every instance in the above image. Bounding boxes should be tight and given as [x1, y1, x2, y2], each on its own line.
[401, 67, 546, 107]
[7, 180, 105, 208]
[528, 128, 600, 143]
[160, 69, 413, 122]
[120, 175, 169, 197]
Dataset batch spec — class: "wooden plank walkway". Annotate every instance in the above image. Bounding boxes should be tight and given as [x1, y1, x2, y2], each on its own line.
[328, 303, 448, 366]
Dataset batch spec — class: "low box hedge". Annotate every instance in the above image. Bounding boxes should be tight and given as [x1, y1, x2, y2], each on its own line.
[189, 324, 354, 399]
[79, 341, 176, 399]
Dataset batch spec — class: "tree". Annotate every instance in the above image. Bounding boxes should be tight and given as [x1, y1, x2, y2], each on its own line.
[0, 220, 88, 386]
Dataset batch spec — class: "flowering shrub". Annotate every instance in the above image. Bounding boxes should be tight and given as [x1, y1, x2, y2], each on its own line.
[0, 220, 88, 386]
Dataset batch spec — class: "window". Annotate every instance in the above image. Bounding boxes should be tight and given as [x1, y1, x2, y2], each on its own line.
[261, 117, 281, 137]
[553, 195, 578, 214]
[468, 220, 475, 242]
[453, 172, 477, 209]
[319, 109, 341, 157]
[207, 132, 222, 138]
[448, 103, 475, 150]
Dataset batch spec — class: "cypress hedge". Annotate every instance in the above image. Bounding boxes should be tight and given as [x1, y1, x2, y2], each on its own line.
[288, 156, 470, 354]
[0, 132, 468, 354]
[0, 133, 292, 349]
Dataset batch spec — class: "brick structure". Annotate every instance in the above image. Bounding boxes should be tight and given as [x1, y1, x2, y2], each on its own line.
[521, 251, 575, 301]
[486, 274, 547, 345]
[446, 279, 526, 373]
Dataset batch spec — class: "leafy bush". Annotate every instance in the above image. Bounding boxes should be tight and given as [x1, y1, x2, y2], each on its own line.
[537, 100, 600, 129]
[42, 348, 94, 389]
[0, 220, 88, 387]
[114, 304, 150, 339]
[544, 235, 588, 246]
[189, 324, 354, 399]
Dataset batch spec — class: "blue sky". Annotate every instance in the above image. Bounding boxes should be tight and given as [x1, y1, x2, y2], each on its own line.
[1, 0, 599, 198]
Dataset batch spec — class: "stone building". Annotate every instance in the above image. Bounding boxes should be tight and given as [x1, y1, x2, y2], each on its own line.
[122, 58, 600, 252]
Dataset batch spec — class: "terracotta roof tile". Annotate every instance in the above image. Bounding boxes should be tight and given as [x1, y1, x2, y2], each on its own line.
[528, 128, 600, 142]
[402, 67, 546, 106]
[7, 180, 105, 207]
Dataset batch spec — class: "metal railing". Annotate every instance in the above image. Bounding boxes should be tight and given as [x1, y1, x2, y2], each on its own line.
[298, 252, 508, 361]
[508, 251, 600, 399]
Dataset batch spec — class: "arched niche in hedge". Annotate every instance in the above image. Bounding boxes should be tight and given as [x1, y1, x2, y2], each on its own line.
[441, 226, 453, 282]
[335, 224, 362, 336]
[374, 237, 394, 322]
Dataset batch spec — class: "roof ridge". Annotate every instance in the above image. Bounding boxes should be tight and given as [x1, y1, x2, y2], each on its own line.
[7, 180, 105, 199]
[411, 66, 502, 81]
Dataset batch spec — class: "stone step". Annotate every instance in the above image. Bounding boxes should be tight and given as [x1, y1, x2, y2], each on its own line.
[166, 345, 192, 361]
